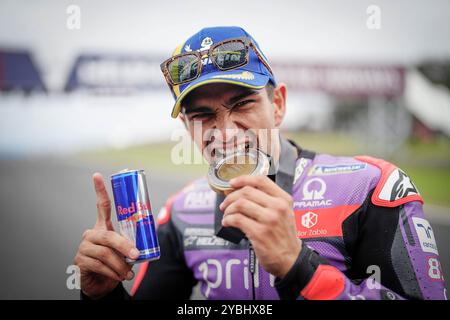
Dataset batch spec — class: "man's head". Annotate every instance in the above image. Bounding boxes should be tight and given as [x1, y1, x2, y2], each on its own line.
[179, 82, 286, 164]
[161, 26, 287, 165]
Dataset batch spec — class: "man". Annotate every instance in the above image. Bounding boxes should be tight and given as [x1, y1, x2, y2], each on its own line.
[75, 26, 447, 300]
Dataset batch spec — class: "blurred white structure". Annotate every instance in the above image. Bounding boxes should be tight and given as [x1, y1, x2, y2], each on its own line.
[405, 69, 450, 136]
[0, 93, 184, 156]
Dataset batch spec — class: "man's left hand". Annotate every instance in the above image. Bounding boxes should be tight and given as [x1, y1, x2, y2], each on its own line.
[220, 175, 301, 279]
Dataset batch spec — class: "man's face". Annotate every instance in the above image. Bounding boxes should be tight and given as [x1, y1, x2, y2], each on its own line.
[179, 83, 286, 164]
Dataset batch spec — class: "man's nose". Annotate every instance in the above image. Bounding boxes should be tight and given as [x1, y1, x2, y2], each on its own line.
[214, 113, 241, 143]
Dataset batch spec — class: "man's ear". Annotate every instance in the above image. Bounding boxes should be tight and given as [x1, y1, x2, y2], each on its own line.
[272, 83, 287, 128]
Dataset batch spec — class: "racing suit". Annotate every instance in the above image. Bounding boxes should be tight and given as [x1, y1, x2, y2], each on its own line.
[86, 137, 447, 300]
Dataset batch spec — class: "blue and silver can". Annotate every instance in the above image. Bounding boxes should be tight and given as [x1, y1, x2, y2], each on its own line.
[110, 169, 160, 264]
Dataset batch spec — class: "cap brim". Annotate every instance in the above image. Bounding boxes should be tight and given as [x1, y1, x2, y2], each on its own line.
[171, 70, 270, 118]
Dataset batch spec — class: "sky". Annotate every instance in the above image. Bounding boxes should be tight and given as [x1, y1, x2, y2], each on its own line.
[1, 0, 450, 89]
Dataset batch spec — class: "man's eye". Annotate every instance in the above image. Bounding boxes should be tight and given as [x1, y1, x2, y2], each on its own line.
[190, 114, 213, 121]
[233, 100, 254, 109]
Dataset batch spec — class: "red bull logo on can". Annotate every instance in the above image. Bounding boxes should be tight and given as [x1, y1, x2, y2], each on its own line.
[117, 201, 152, 223]
[117, 201, 150, 215]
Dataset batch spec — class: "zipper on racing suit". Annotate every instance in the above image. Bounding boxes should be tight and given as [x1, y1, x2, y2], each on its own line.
[249, 241, 256, 300]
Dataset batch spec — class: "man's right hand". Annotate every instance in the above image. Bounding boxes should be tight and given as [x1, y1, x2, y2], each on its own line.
[74, 172, 140, 299]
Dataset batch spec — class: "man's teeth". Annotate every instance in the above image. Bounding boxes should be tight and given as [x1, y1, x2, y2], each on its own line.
[237, 144, 245, 152]
[213, 142, 253, 158]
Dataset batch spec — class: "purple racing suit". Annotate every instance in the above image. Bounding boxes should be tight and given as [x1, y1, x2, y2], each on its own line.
[87, 138, 447, 300]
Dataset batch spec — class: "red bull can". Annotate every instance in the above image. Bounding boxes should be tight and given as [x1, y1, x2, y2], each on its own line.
[110, 169, 160, 264]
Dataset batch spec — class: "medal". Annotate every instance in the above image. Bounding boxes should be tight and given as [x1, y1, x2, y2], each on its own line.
[207, 148, 270, 195]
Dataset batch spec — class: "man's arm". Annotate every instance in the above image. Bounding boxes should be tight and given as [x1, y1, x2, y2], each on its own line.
[275, 199, 447, 300]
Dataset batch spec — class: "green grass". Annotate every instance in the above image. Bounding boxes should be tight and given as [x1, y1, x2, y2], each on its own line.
[401, 166, 450, 207]
[284, 131, 360, 156]
[76, 132, 450, 207]
[76, 140, 208, 177]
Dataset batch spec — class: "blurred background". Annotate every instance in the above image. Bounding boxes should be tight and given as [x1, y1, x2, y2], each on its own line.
[0, 0, 449, 299]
